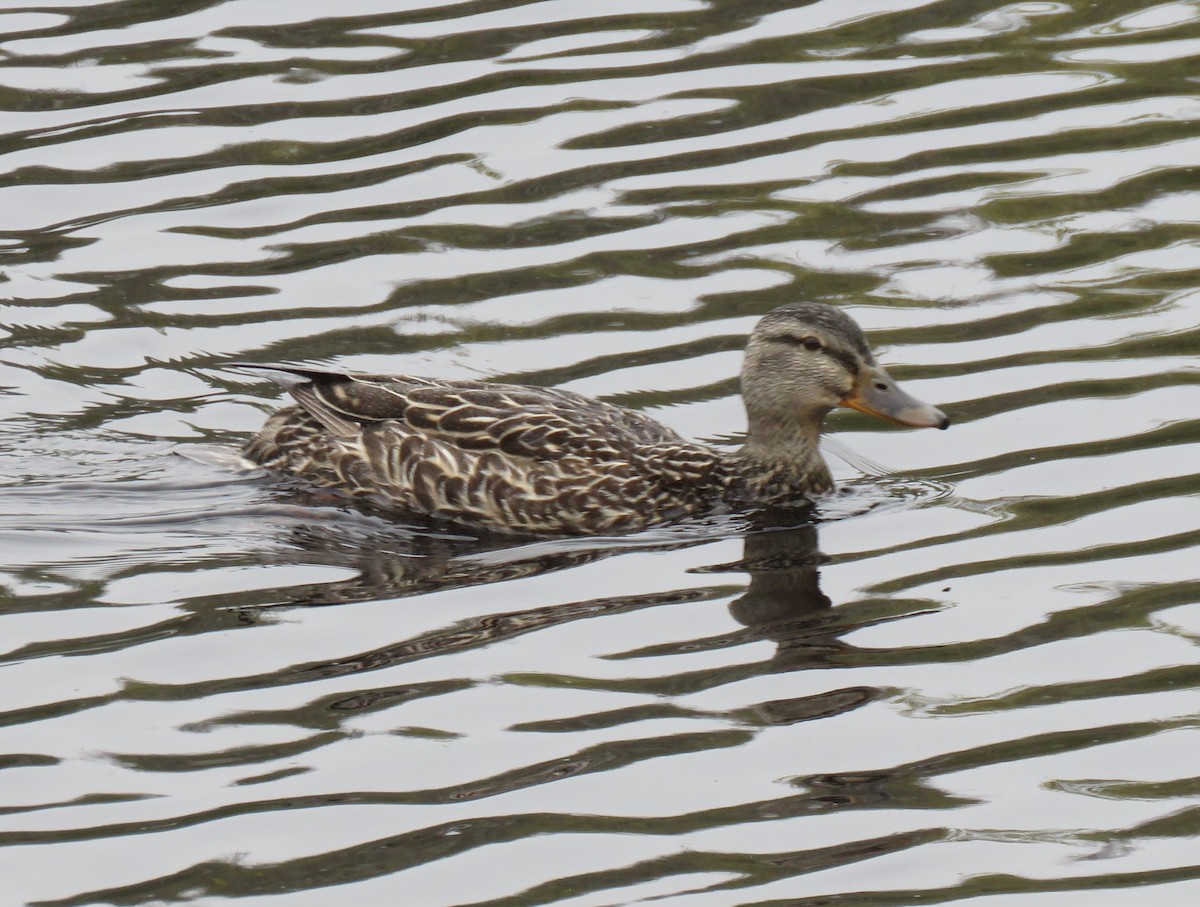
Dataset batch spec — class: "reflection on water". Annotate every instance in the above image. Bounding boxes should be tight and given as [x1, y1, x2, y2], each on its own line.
[3, 0, 1200, 904]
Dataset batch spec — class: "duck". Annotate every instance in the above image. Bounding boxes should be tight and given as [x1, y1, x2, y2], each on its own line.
[237, 302, 948, 535]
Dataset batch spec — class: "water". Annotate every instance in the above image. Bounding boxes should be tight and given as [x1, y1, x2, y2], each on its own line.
[2, 1, 1199, 904]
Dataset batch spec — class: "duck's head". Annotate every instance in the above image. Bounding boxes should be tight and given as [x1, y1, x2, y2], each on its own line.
[741, 303, 948, 448]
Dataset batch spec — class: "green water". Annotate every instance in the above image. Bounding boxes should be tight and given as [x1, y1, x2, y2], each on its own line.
[2, 1, 1199, 904]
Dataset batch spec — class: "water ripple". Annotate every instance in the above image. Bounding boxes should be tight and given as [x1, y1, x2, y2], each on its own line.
[2, 0, 1199, 904]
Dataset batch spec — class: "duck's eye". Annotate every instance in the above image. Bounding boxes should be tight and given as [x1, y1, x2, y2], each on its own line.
[800, 336, 822, 352]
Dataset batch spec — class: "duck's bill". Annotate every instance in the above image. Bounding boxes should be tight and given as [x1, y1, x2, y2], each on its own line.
[841, 365, 950, 430]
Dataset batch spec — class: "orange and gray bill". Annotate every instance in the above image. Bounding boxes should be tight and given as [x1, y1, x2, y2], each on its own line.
[841, 364, 949, 429]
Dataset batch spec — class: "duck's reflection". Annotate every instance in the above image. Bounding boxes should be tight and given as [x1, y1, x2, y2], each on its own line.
[734, 512, 879, 667]
[725, 509, 831, 629]
[684, 509, 882, 726]
[248, 501, 882, 706]
[262, 493, 831, 613]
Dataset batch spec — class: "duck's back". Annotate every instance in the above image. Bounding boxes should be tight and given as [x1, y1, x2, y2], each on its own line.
[241, 366, 725, 534]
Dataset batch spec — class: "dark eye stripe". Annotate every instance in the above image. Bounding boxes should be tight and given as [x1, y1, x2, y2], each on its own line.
[769, 336, 860, 377]
[772, 335, 821, 349]
[824, 348, 859, 376]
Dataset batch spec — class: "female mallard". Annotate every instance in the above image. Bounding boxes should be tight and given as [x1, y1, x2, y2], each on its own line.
[239, 303, 947, 534]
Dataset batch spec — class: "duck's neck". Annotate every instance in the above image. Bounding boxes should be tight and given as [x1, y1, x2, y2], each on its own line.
[726, 409, 833, 503]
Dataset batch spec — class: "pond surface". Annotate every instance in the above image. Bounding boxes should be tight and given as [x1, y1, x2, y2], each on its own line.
[2, 1, 1199, 905]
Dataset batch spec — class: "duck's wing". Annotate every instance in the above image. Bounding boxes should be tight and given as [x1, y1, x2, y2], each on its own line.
[237, 364, 723, 533]
[232, 364, 435, 438]
[234, 363, 689, 459]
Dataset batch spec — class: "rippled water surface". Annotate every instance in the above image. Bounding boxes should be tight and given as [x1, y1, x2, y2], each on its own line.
[3, 1, 1200, 904]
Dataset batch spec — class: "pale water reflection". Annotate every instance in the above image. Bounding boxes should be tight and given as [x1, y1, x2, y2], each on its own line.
[2, 0, 1199, 905]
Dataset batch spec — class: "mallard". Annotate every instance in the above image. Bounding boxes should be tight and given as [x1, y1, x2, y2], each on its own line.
[238, 302, 947, 535]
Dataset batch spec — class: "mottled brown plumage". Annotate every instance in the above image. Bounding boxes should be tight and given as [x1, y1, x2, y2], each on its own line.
[239, 303, 948, 535]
